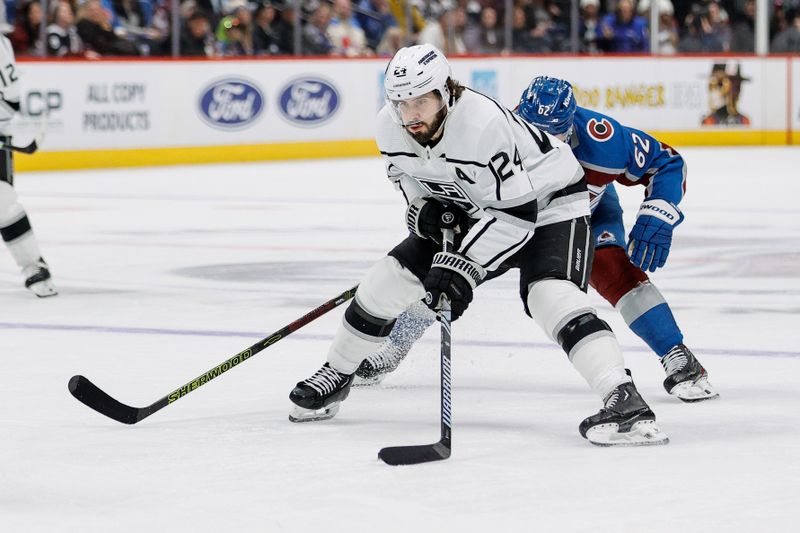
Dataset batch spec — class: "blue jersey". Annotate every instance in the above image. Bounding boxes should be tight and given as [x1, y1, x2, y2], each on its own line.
[570, 106, 687, 212]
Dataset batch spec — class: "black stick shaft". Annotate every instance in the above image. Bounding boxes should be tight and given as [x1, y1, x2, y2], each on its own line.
[69, 285, 358, 424]
[163, 285, 359, 407]
[439, 229, 454, 449]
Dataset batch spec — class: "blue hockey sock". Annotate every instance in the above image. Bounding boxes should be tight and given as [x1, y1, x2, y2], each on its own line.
[628, 303, 683, 357]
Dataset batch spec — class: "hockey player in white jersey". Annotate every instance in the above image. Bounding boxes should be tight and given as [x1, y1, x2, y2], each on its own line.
[289, 44, 667, 446]
[0, 35, 57, 297]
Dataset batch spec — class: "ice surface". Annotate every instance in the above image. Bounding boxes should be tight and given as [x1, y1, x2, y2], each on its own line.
[1, 148, 799, 532]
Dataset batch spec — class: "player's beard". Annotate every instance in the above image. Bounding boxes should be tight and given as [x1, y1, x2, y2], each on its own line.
[406, 106, 448, 145]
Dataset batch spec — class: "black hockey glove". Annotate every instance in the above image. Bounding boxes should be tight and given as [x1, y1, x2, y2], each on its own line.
[423, 252, 486, 321]
[406, 197, 465, 244]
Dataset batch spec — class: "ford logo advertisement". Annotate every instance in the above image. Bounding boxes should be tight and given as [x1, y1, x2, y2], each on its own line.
[278, 78, 339, 126]
[198, 78, 264, 130]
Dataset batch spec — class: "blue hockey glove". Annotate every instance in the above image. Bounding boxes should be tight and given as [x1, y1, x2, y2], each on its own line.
[627, 199, 684, 273]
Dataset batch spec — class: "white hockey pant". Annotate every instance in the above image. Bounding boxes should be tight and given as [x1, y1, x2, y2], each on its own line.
[0, 181, 43, 268]
[327, 256, 426, 374]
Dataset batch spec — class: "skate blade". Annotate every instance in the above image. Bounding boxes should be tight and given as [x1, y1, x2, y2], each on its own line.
[352, 374, 387, 387]
[29, 281, 58, 298]
[288, 402, 341, 423]
[671, 378, 719, 403]
[587, 420, 670, 447]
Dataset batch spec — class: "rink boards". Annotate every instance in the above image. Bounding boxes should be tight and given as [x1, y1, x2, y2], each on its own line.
[14, 55, 800, 171]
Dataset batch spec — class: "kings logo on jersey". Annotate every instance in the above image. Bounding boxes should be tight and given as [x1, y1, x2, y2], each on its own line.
[278, 78, 339, 126]
[198, 78, 264, 130]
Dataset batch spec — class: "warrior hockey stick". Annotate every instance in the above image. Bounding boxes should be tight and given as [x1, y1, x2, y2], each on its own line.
[378, 229, 454, 465]
[0, 139, 38, 154]
[69, 285, 359, 424]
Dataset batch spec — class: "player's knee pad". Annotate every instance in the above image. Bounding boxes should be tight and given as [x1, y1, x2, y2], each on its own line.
[0, 182, 28, 242]
[590, 246, 649, 306]
[526, 278, 597, 342]
[345, 256, 425, 340]
[555, 312, 615, 360]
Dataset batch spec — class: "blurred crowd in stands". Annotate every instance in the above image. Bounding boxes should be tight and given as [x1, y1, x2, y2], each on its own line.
[2, 0, 799, 58]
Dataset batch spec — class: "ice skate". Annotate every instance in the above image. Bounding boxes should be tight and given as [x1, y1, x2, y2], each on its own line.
[23, 260, 57, 298]
[353, 340, 408, 386]
[353, 303, 435, 386]
[579, 380, 669, 447]
[289, 363, 354, 423]
[661, 344, 718, 402]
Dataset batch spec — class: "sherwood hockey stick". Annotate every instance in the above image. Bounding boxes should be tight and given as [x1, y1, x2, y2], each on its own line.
[69, 285, 359, 424]
[0, 139, 39, 154]
[378, 229, 454, 465]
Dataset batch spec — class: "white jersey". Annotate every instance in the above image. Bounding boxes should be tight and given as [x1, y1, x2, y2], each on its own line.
[376, 88, 589, 272]
[0, 35, 20, 128]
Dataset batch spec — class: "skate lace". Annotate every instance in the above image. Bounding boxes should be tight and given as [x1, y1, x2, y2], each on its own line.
[366, 343, 403, 371]
[605, 391, 620, 410]
[662, 346, 689, 376]
[305, 365, 345, 395]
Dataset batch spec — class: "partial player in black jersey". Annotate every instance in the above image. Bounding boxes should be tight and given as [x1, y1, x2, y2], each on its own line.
[288, 44, 667, 447]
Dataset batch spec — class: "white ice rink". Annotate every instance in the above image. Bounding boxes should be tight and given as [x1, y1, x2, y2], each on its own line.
[1, 148, 799, 532]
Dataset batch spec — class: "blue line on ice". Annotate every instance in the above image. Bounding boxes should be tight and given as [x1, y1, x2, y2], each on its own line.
[1, 321, 798, 359]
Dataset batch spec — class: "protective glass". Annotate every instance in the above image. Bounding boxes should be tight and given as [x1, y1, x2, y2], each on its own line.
[387, 92, 446, 128]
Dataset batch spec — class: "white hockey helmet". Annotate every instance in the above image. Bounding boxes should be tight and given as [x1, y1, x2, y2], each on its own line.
[384, 44, 453, 110]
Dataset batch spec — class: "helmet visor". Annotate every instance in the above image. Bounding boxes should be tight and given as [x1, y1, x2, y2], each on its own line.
[387, 91, 446, 128]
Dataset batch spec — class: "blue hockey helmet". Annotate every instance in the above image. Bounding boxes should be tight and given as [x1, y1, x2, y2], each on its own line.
[517, 76, 576, 137]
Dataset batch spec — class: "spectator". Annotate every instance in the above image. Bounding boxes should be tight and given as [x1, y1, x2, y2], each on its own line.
[216, 3, 254, 55]
[639, 0, 679, 54]
[772, 8, 800, 52]
[9, 0, 43, 56]
[356, 0, 397, 50]
[418, 6, 466, 55]
[599, 0, 649, 52]
[580, 0, 601, 53]
[730, 0, 755, 52]
[77, 0, 141, 55]
[388, 0, 425, 39]
[46, 1, 93, 57]
[327, 0, 369, 56]
[180, 9, 216, 56]
[253, 1, 280, 54]
[195, 0, 227, 28]
[271, 1, 298, 54]
[463, 6, 504, 53]
[303, 3, 334, 55]
[511, 5, 551, 52]
[679, 4, 724, 52]
[112, 0, 165, 54]
[376, 24, 403, 55]
[0, 0, 11, 35]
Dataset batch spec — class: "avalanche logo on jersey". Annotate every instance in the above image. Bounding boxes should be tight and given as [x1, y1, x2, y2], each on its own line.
[586, 117, 614, 142]
[279, 78, 340, 126]
[597, 230, 618, 245]
[198, 78, 264, 130]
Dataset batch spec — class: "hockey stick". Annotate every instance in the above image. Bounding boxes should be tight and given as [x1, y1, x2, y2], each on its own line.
[0, 139, 39, 154]
[68, 285, 359, 424]
[378, 229, 454, 465]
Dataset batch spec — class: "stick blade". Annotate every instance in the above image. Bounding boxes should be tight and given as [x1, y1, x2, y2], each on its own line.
[378, 442, 451, 466]
[68, 375, 144, 425]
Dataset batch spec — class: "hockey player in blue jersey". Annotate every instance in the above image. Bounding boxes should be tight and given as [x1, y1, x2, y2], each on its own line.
[355, 76, 717, 403]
